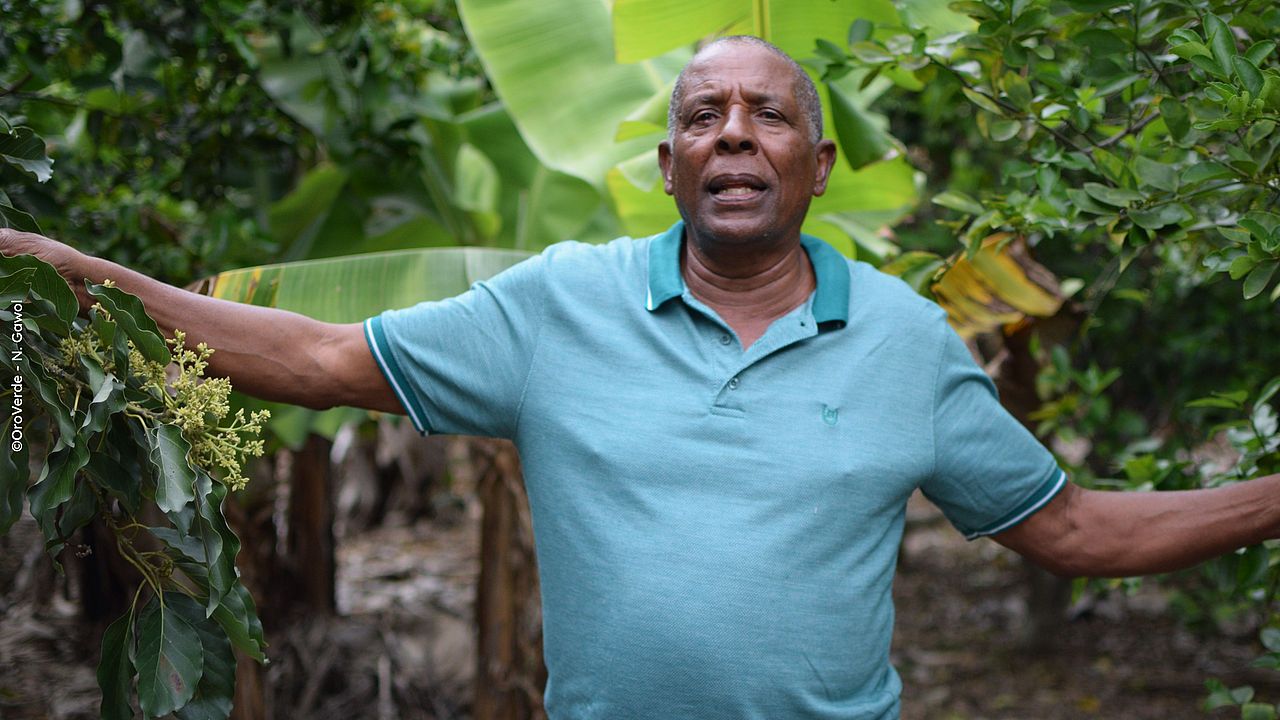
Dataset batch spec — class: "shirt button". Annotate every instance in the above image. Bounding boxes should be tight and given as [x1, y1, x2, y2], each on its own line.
[719, 334, 731, 346]
[729, 376, 740, 390]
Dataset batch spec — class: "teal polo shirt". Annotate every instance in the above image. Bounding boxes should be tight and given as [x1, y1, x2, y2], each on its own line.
[364, 221, 1066, 720]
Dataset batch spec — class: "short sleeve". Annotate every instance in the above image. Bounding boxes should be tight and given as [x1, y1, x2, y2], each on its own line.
[363, 253, 546, 439]
[921, 318, 1067, 539]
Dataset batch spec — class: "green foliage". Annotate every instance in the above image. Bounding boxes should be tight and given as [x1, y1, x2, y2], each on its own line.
[826, 0, 1279, 298]
[0, 253, 266, 719]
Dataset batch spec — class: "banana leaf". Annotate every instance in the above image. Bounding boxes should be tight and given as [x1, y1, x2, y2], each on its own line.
[195, 247, 531, 324]
[930, 234, 1067, 338]
[192, 247, 532, 447]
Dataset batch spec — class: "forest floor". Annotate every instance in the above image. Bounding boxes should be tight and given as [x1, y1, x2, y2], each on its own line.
[2, 491, 1278, 719]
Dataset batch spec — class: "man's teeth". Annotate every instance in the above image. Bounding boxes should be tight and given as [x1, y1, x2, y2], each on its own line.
[718, 186, 755, 196]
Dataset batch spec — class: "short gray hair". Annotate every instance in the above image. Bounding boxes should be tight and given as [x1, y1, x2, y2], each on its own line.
[666, 35, 824, 144]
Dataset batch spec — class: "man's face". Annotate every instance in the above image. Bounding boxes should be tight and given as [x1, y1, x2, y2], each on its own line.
[658, 43, 836, 250]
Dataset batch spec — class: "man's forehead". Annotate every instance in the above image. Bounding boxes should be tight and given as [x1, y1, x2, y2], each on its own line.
[679, 45, 797, 103]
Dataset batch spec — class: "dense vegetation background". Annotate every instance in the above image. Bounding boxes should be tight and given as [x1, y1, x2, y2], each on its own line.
[1, 0, 1278, 718]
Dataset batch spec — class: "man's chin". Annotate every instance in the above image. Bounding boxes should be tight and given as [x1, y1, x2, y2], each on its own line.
[685, 214, 787, 249]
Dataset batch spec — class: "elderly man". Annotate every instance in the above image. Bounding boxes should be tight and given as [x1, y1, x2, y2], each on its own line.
[4, 35, 1279, 720]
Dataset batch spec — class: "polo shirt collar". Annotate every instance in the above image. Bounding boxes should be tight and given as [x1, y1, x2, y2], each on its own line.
[645, 221, 849, 329]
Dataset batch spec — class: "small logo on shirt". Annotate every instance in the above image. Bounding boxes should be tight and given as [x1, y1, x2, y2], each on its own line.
[821, 404, 839, 426]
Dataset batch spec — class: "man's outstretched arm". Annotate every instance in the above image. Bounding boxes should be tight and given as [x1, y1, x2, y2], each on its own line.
[995, 474, 1280, 578]
[0, 228, 402, 414]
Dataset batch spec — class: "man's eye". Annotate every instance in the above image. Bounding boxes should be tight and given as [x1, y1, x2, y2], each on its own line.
[759, 109, 782, 121]
[692, 111, 717, 123]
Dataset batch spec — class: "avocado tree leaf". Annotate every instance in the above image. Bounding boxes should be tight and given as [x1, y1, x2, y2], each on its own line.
[79, 366, 126, 437]
[18, 355, 77, 445]
[85, 446, 142, 515]
[0, 253, 79, 331]
[193, 473, 237, 615]
[211, 582, 266, 663]
[0, 201, 42, 233]
[150, 424, 196, 515]
[86, 281, 171, 364]
[136, 594, 204, 718]
[171, 594, 237, 720]
[54, 477, 100, 549]
[0, 126, 54, 182]
[97, 610, 136, 720]
[26, 443, 90, 551]
[0, 414, 29, 534]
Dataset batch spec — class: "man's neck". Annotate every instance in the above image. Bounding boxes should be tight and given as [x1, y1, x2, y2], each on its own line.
[681, 231, 815, 349]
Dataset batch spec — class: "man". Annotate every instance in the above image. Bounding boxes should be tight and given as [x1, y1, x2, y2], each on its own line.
[3, 36, 1278, 720]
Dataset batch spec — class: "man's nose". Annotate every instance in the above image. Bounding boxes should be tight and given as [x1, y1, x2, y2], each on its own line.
[716, 107, 756, 153]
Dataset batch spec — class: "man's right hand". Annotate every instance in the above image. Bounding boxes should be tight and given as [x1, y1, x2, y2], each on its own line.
[0, 227, 404, 416]
[0, 228, 97, 311]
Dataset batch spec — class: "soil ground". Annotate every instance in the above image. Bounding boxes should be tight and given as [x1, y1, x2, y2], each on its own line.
[2, 491, 1277, 719]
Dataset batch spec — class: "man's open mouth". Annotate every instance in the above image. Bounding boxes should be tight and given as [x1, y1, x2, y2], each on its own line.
[708, 174, 767, 200]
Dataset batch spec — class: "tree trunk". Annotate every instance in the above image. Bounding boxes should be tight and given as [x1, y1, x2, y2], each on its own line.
[991, 315, 1081, 647]
[473, 439, 546, 720]
[225, 433, 337, 720]
[286, 434, 336, 615]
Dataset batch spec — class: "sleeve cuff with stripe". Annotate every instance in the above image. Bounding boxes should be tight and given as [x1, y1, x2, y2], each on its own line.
[963, 467, 1069, 540]
[364, 315, 430, 435]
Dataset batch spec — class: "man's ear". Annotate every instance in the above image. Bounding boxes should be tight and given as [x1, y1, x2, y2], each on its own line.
[812, 139, 837, 197]
[658, 141, 675, 196]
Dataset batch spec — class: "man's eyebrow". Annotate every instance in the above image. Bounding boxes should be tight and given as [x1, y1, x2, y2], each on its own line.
[685, 92, 723, 108]
[742, 90, 785, 106]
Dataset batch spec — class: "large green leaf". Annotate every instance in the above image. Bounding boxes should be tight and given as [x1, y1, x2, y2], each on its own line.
[827, 80, 899, 170]
[453, 143, 501, 214]
[613, 0, 749, 62]
[210, 582, 266, 663]
[896, 0, 975, 37]
[0, 415, 28, 534]
[0, 127, 54, 182]
[172, 594, 237, 720]
[1, 253, 79, 332]
[268, 164, 351, 260]
[457, 0, 686, 186]
[611, 0, 901, 63]
[193, 473, 237, 615]
[27, 443, 89, 549]
[78, 363, 125, 437]
[151, 423, 196, 516]
[97, 610, 136, 720]
[0, 200, 42, 233]
[136, 595, 204, 718]
[197, 247, 533, 444]
[459, 104, 603, 250]
[86, 281, 171, 364]
[198, 247, 532, 323]
[86, 445, 142, 515]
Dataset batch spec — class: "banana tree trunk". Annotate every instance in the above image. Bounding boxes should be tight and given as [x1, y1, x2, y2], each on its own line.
[473, 438, 546, 720]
